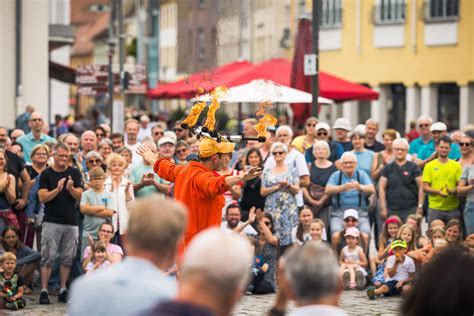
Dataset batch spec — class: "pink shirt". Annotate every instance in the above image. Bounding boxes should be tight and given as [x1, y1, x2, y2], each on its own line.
[83, 243, 124, 261]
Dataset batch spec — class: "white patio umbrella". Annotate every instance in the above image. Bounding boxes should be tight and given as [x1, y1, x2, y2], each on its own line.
[191, 79, 334, 104]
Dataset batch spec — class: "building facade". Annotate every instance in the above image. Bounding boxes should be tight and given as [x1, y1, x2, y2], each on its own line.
[294, 0, 473, 133]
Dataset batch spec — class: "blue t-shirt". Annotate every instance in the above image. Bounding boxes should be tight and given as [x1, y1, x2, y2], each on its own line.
[80, 189, 113, 238]
[417, 139, 461, 160]
[327, 170, 372, 210]
[409, 137, 429, 156]
[354, 150, 374, 183]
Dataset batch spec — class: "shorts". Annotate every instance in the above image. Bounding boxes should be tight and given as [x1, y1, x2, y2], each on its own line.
[384, 280, 404, 296]
[41, 222, 79, 267]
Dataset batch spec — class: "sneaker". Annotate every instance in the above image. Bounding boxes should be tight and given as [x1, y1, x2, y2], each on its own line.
[58, 289, 69, 303]
[356, 270, 367, 290]
[367, 286, 376, 300]
[5, 301, 18, 310]
[39, 291, 50, 304]
[342, 270, 350, 290]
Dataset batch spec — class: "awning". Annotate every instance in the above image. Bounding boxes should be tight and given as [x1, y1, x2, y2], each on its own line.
[148, 58, 378, 102]
[49, 61, 76, 84]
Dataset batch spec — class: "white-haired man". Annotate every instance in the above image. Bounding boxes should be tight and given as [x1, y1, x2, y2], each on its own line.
[273, 242, 347, 316]
[149, 228, 253, 315]
[325, 152, 375, 242]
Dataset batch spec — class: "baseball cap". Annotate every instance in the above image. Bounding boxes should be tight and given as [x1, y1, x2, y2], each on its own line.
[391, 238, 407, 250]
[333, 118, 352, 131]
[316, 122, 331, 132]
[199, 138, 235, 158]
[345, 227, 360, 238]
[158, 136, 176, 147]
[430, 122, 447, 132]
[343, 209, 359, 220]
[164, 131, 177, 142]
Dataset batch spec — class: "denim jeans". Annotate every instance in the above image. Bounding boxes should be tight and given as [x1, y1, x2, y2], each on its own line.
[464, 202, 474, 235]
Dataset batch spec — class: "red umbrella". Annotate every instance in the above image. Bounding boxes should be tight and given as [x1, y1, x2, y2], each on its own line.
[147, 60, 254, 99]
[290, 18, 313, 126]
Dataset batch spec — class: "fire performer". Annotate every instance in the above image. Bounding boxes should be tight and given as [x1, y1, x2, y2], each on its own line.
[137, 137, 262, 252]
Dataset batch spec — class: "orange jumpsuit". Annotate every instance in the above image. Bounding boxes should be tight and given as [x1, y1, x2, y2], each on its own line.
[153, 158, 230, 251]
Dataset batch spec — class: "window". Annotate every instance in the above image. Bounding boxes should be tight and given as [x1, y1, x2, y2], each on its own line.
[197, 28, 205, 60]
[321, 0, 342, 29]
[374, 0, 406, 25]
[438, 84, 459, 130]
[425, 0, 459, 21]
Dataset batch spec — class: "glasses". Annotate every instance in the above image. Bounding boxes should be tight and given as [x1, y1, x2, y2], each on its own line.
[278, 134, 289, 137]
[88, 159, 101, 164]
[55, 154, 69, 158]
[263, 221, 271, 226]
[460, 142, 471, 147]
[35, 152, 48, 156]
[419, 124, 429, 128]
[393, 148, 407, 152]
[317, 132, 328, 136]
[154, 132, 164, 136]
[96, 133, 104, 137]
[344, 218, 357, 223]
[176, 149, 188, 154]
[99, 229, 113, 234]
[307, 124, 316, 127]
[342, 161, 355, 165]
[272, 151, 285, 156]
[30, 118, 43, 122]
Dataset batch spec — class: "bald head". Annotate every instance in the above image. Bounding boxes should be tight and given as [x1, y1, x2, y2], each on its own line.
[29, 112, 45, 133]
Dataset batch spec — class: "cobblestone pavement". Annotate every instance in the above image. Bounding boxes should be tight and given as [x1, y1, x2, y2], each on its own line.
[7, 288, 400, 315]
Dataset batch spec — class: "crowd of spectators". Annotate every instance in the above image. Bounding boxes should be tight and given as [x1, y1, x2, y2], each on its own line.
[0, 106, 472, 314]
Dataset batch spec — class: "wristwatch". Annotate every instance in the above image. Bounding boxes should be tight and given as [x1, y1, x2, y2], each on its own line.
[418, 204, 423, 208]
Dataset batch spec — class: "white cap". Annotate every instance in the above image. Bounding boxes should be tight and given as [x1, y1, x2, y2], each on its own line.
[158, 136, 176, 146]
[343, 209, 359, 220]
[353, 124, 366, 136]
[333, 118, 352, 131]
[316, 122, 331, 132]
[430, 122, 447, 132]
[164, 131, 178, 142]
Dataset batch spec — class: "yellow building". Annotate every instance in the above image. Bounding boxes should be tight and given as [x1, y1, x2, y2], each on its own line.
[293, 0, 474, 133]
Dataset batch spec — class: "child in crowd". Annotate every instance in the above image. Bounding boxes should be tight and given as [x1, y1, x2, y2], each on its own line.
[339, 227, 368, 290]
[367, 238, 415, 299]
[371, 217, 402, 288]
[291, 207, 313, 246]
[80, 167, 115, 256]
[445, 219, 463, 247]
[415, 226, 447, 264]
[406, 214, 428, 248]
[309, 219, 326, 243]
[247, 236, 271, 295]
[433, 238, 449, 254]
[397, 224, 419, 263]
[85, 241, 111, 274]
[333, 209, 368, 255]
[0, 252, 26, 310]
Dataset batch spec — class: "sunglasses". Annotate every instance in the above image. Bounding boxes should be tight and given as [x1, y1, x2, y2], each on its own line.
[176, 149, 188, 154]
[272, 151, 285, 156]
[100, 229, 113, 234]
[88, 159, 101, 163]
[317, 132, 328, 136]
[262, 221, 271, 226]
[419, 124, 429, 128]
[154, 132, 164, 136]
[344, 218, 357, 223]
[96, 134, 104, 137]
[460, 142, 471, 147]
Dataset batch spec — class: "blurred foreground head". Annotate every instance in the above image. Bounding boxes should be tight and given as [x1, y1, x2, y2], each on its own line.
[126, 195, 187, 267]
[401, 247, 474, 316]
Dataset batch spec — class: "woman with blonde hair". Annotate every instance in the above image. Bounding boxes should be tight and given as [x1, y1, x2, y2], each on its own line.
[104, 153, 135, 246]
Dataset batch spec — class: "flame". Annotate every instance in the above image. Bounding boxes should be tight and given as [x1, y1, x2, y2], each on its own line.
[181, 101, 206, 128]
[254, 101, 277, 137]
[203, 86, 229, 132]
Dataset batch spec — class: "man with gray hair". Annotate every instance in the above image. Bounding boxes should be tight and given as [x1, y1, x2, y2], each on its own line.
[149, 228, 253, 316]
[325, 152, 375, 242]
[69, 195, 188, 316]
[280, 242, 346, 316]
[364, 118, 385, 152]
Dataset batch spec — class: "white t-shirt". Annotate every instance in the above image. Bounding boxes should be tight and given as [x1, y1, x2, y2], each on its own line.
[291, 226, 328, 245]
[221, 221, 258, 236]
[385, 254, 416, 282]
[264, 148, 310, 207]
